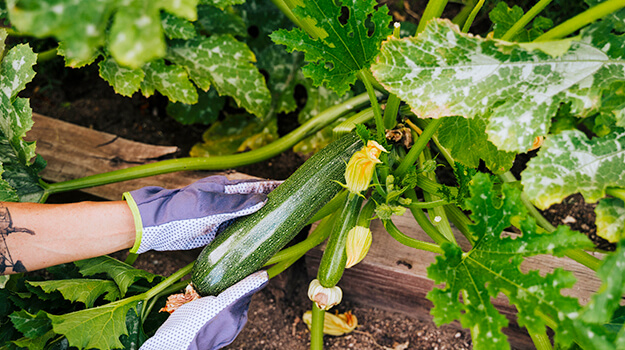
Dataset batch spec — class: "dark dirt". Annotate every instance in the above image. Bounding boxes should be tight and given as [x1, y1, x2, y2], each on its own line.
[18, 6, 606, 349]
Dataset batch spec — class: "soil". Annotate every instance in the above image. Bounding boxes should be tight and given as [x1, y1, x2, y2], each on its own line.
[16, 6, 608, 349]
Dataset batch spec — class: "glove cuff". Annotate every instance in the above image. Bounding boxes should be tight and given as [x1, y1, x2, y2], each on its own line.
[123, 192, 144, 254]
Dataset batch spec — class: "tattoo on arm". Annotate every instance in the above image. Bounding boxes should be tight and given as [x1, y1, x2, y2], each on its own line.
[0, 206, 35, 273]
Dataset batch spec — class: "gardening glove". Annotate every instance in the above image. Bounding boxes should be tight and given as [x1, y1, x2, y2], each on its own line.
[123, 176, 282, 254]
[140, 270, 269, 350]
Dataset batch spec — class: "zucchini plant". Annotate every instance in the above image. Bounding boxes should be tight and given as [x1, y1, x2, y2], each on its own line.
[2, 0, 625, 349]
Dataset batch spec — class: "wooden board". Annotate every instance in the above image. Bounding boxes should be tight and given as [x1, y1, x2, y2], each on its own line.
[306, 211, 606, 349]
[26, 113, 257, 200]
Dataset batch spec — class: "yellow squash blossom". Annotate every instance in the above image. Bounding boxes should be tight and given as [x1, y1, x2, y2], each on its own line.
[345, 226, 372, 268]
[303, 310, 358, 336]
[344, 140, 387, 194]
[308, 279, 343, 310]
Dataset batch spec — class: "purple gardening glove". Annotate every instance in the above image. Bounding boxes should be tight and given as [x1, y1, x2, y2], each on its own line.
[140, 270, 269, 350]
[123, 176, 282, 254]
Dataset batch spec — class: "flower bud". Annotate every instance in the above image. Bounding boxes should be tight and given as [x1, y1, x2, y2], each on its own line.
[344, 140, 387, 194]
[302, 310, 358, 336]
[308, 279, 343, 310]
[345, 226, 372, 268]
[528, 135, 544, 151]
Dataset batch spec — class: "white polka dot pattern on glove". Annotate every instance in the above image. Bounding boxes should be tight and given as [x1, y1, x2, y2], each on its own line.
[136, 201, 265, 254]
[224, 180, 283, 195]
[139, 270, 269, 350]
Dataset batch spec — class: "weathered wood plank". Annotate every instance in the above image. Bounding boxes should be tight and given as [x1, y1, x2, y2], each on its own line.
[26, 113, 257, 200]
[306, 211, 605, 349]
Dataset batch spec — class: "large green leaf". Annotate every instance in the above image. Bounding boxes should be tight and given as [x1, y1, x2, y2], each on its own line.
[7, 0, 198, 69]
[9, 310, 52, 339]
[270, 0, 392, 96]
[371, 19, 625, 152]
[140, 59, 198, 104]
[28, 279, 120, 308]
[47, 299, 139, 350]
[0, 32, 44, 203]
[167, 35, 271, 117]
[595, 198, 625, 243]
[75, 256, 158, 297]
[521, 129, 625, 209]
[98, 57, 145, 97]
[437, 115, 515, 174]
[426, 173, 606, 349]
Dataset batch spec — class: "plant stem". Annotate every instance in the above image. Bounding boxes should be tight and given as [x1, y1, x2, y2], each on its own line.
[444, 204, 476, 245]
[43, 93, 371, 195]
[358, 70, 385, 140]
[451, 0, 478, 27]
[37, 46, 58, 63]
[394, 118, 443, 178]
[607, 187, 625, 202]
[332, 108, 375, 138]
[501, 0, 553, 41]
[535, 0, 625, 41]
[307, 190, 347, 225]
[417, 0, 449, 34]
[310, 303, 325, 350]
[382, 23, 402, 130]
[143, 263, 193, 300]
[407, 198, 449, 209]
[383, 218, 444, 254]
[461, 0, 485, 33]
[528, 327, 553, 350]
[266, 254, 301, 278]
[420, 146, 456, 244]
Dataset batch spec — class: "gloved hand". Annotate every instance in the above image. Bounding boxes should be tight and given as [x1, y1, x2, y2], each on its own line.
[123, 176, 282, 254]
[140, 270, 269, 350]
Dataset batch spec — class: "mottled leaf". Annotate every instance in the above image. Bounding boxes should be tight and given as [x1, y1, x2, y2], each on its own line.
[583, 239, 625, 326]
[161, 12, 197, 40]
[166, 88, 225, 125]
[140, 59, 198, 104]
[372, 19, 625, 152]
[270, 0, 392, 96]
[199, 0, 245, 11]
[48, 299, 138, 350]
[75, 256, 158, 297]
[28, 279, 120, 308]
[98, 57, 145, 97]
[521, 129, 625, 209]
[595, 198, 625, 243]
[195, 4, 246, 36]
[427, 173, 603, 349]
[167, 35, 270, 117]
[437, 115, 515, 174]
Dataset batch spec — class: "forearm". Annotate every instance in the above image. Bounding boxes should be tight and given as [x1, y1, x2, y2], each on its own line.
[0, 201, 136, 274]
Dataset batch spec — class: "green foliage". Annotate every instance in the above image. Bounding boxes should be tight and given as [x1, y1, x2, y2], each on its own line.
[521, 129, 625, 209]
[427, 174, 604, 349]
[75, 256, 159, 297]
[594, 198, 625, 243]
[270, 0, 392, 95]
[488, 2, 553, 41]
[372, 19, 625, 153]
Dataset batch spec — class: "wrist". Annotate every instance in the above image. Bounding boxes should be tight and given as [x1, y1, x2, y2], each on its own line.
[123, 192, 144, 254]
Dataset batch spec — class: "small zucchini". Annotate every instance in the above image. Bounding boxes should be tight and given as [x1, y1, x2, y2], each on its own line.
[191, 133, 363, 296]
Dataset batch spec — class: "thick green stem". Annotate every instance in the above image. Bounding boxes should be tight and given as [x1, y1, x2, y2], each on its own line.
[528, 327, 553, 350]
[356, 199, 377, 228]
[499, 172, 601, 271]
[44, 93, 371, 195]
[266, 254, 301, 278]
[444, 204, 475, 245]
[333, 108, 375, 138]
[310, 303, 325, 350]
[383, 218, 444, 254]
[461, 0, 485, 33]
[451, 0, 478, 27]
[143, 262, 193, 300]
[501, 0, 553, 41]
[420, 146, 456, 244]
[358, 70, 385, 140]
[307, 190, 348, 225]
[535, 0, 625, 41]
[394, 119, 443, 178]
[607, 187, 625, 202]
[37, 47, 58, 63]
[406, 189, 450, 246]
[382, 24, 402, 130]
[417, 0, 449, 34]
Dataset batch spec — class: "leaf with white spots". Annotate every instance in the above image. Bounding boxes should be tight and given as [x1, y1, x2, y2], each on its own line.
[595, 198, 625, 243]
[140, 59, 198, 104]
[437, 115, 516, 174]
[199, 0, 246, 11]
[0, 36, 45, 203]
[582, 239, 625, 327]
[167, 35, 271, 118]
[521, 129, 625, 209]
[371, 19, 625, 152]
[427, 173, 607, 349]
[270, 0, 392, 96]
[161, 12, 197, 40]
[98, 57, 145, 97]
[6, 0, 199, 69]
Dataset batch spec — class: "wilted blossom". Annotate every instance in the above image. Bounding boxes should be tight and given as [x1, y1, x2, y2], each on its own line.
[302, 310, 358, 336]
[528, 136, 544, 151]
[308, 279, 343, 310]
[344, 140, 387, 194]
[345, 226, 372, 268]
[160, 284, 201, 314]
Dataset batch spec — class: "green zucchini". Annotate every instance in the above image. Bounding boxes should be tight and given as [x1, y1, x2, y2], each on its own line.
[191, 133, 363, 296]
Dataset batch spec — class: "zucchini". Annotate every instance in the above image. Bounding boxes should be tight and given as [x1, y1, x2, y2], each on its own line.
[191, 133, 363, 296]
